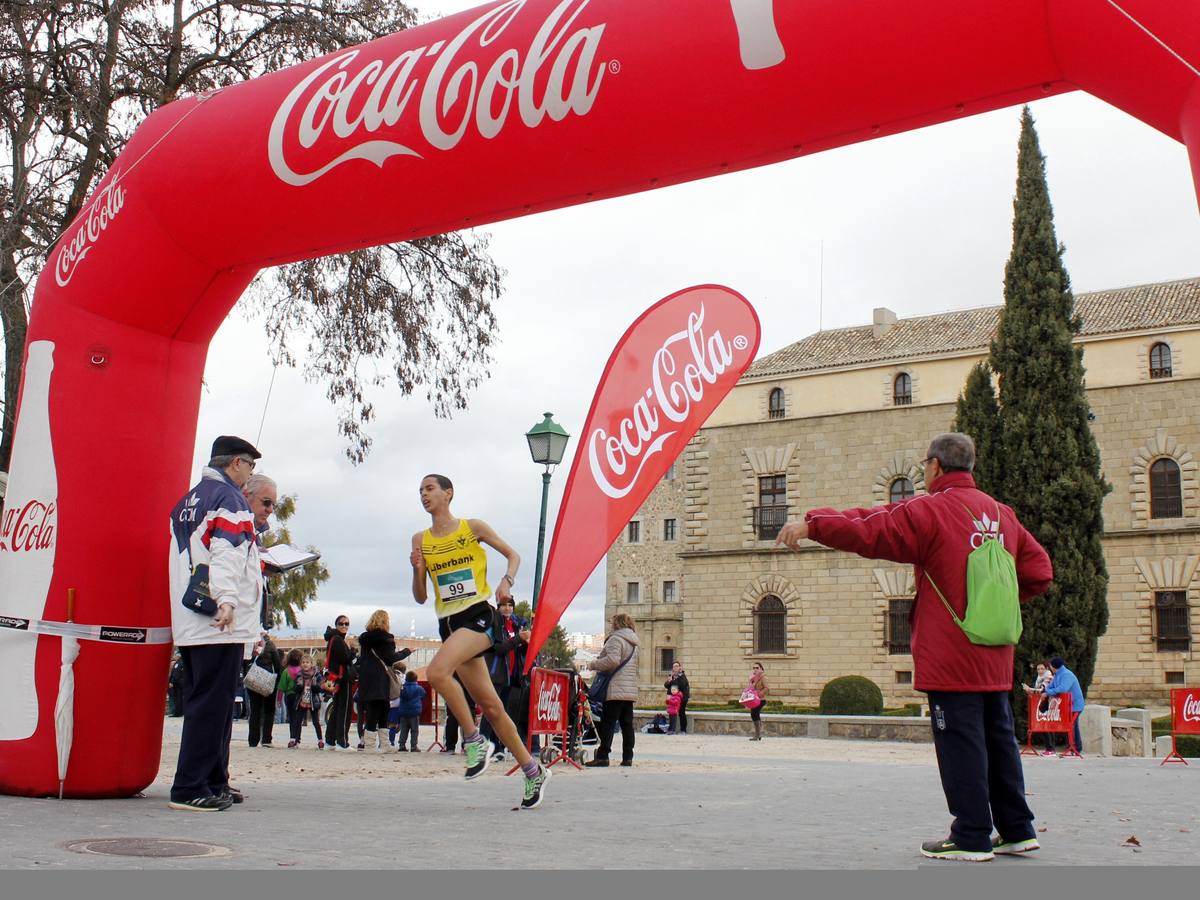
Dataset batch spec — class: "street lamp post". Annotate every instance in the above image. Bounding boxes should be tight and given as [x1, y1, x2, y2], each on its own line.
[525, 412, 570, 614]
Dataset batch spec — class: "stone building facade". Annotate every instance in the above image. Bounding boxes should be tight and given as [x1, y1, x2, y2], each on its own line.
[605, 278, 1200, 709]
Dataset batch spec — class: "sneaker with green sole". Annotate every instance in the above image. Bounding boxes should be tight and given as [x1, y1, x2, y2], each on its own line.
[992, 836, 1040, 855]
[520, 763, 552, 810]
[464, 736, 491, 780]
[920, 838, 994, 862]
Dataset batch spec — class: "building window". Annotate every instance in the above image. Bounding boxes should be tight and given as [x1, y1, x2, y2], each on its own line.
[754, 595, 786, 654]
[895, 670, 912, 685]
[626, 582, 640, 604]
[1167, 671, 1186, 685]
[888, 477, 915, 503]
[659, 647, 675, 672]
[627, 520, 641, 543]
[1149, 458, 1183, 518]
[662, 580, 676, 603]
[887, 599, 913, 654]
[754, 474, 787, 540]
[1150, 342, 1173, 379]
[663, 518, 677, 541]
[1155, 590, 1190, 652]
[893, 373, 912, 406]
[768, 387, 785, 419]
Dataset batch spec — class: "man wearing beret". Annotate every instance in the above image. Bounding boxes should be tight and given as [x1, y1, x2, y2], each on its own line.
[167, 435, 264, 811]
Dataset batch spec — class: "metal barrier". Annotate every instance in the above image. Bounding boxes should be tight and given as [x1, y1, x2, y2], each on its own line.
[1160, 687, 1200, 766]
[1022, 694, 1080, 757]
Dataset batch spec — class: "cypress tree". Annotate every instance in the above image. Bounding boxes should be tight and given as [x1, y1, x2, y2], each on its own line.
[989, 107, 1110, 727]
[952, 362, 1002, 495]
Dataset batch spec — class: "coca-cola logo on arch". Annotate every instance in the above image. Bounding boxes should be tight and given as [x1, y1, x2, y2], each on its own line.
[0, 500, 57, 554]
[55, 171, 126, 287]
[588, 304, 748, 499]
[268, 0, 608, 187]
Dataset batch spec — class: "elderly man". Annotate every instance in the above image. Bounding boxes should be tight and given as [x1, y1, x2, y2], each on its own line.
[777, 433, 1053, 861]
[168, 435, 263, 811]
[242, 473, 278, 630]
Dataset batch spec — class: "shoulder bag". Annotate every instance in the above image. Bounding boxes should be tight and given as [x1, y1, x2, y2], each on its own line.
[588, 644, 635, 704]
[374, 649, 403, 701]
[243, 663, 277, 697]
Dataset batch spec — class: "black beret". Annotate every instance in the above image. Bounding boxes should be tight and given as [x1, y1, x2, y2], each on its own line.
[211, 435, 261, 460]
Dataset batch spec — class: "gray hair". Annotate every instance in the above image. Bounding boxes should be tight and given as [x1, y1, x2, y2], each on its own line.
[208, 454, 235, 469]
[927, 433, 975, 472]
[243, 473, 277, 497]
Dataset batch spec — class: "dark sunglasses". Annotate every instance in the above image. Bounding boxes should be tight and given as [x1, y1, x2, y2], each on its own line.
[336, 621, 349, 627]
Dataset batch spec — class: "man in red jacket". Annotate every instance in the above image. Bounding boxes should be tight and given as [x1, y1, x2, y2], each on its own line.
[778, 433, 1053, 862]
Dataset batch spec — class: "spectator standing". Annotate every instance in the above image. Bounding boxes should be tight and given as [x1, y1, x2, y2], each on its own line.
[777, 432, 1053, 861]
[1022, 662, 1056, 755]
[584, 613, 640, 768]
[664, 661, 691, 734]
[324, 615, 354, 750]
[744, 662, 768, 740]
[168, 435, 263, 811]
[289, 653, 325, 748]
[665, 684, 683, 735]
[1043, 656, 1085, 755]
[247, 634, 283, 747]
[357, 610, 412, 752]
[242, 473, 278, 630]
[393, 671, 427, 751]
[482, 598, 530, 759]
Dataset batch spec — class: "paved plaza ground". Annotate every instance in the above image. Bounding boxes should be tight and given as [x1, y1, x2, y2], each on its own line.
[1, 717, 1197, 869]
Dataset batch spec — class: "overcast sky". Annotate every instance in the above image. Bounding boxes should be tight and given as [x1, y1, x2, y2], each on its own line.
[190, 0, 1200, 640]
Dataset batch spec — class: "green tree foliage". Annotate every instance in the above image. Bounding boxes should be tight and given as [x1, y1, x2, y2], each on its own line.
[534, 621, 574, 669]
[987, 108, 1110, 725]
[818, 675, 884, 715]
[263, 494, 330, 629]
[952, 362, 1002, 495]
[0, 2, 503, 467]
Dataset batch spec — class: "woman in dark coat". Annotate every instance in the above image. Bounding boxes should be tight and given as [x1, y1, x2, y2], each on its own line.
[324, 615, 355, 750]
[357, 609, 412, 752]
[247, 636, 283, 747]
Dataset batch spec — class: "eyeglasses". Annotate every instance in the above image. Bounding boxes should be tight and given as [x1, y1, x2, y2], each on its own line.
[238, 455, 257, 471]
[920, 457, 936, 467]
[260, 498, 275, 509]
[336, 621, 349, 627]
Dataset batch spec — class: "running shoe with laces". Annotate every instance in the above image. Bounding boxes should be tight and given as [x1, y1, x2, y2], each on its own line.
[920, 838, 993, 861]
[992, 836, 1040, 855]
[168, 794, 233, 812]
[464, 735, 491, 780]
[520, 763, 551, 810]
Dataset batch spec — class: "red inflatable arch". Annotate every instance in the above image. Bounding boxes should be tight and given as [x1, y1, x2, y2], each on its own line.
[1, 0, 1198, 797]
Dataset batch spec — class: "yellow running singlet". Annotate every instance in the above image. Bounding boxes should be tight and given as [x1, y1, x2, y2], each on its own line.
[422, 519, 492, 618]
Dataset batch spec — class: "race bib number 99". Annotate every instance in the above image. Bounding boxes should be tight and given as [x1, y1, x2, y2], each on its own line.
[437, 569, 478, 601]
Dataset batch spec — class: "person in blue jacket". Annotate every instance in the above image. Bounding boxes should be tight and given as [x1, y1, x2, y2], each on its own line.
[1044, 656, 1086, 754]
[392, 671, 427, 752]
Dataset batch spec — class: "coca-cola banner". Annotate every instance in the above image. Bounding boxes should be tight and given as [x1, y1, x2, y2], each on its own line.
[528, 667, 569, 735]
[525, 286, 760, 663]
[1171, 688, 1200, 736]
[1026, 694, 1073, 734]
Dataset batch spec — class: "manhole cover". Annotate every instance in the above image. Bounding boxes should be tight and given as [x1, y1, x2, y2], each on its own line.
[65, 838, 232, 859]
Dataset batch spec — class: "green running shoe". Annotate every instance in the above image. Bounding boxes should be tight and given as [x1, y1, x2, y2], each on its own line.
[463, 736, 491, 780]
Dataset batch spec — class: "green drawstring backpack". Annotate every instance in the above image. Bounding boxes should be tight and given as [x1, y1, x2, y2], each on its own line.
[925, 499, 1023, 646]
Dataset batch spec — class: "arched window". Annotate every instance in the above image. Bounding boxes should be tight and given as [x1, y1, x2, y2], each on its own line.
[1150, 342, 1173, 379]
[754, 595, 786, 654]
[893, 373, 912, 406]
[1150, 458, 1183, 518]
[768, 387, 785, 419]
[889, 477, 915, 503]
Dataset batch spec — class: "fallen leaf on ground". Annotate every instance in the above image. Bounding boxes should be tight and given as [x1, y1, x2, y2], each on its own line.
[1123, 836, 1141, 847]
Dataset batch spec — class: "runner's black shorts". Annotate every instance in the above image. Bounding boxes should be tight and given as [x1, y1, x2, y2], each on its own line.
[438, 601, 496, 648]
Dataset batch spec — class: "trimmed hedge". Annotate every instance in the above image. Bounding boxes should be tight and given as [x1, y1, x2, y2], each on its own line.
[819, 675, 884, 716]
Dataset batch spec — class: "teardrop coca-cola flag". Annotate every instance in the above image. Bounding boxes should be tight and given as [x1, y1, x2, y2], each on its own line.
[525, 285, 760, 666]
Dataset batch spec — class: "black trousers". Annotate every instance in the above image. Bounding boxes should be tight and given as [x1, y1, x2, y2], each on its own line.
[171, 643, 242, 802]
[927, 691, 1037, 852]
[678, 697, 688, 734]
[286, 694, 324, 743]
[595, 699, 635, 763]
[363, 699, 389, 732]
[328, 682, 353, 747]
[247, 689, 277, 746]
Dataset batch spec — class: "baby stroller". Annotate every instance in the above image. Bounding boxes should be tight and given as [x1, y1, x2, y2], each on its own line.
[539, 668, 600, 767]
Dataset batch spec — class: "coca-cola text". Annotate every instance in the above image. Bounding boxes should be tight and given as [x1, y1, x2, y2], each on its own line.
[0, 500, 57, 554]
[536, 681, 563, 724]
[1181, 695, 1200, 724]
[268, 0, 607, 186]
[589, 304, 743, 499]
[55, 172, 126, 287]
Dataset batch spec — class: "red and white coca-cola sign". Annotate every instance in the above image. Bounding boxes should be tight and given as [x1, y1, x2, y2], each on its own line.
[526, 285, 759, 664]
[528, 667, 569, 734]
[55, 171, 126, 287]
[0, 499, 57, 554]
[268, 0, 607, 186]
[1027, 694, 1072, 733]
[1171, 688, 1200, 736]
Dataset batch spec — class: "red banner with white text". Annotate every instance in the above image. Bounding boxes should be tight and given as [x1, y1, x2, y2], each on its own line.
[1171, 687, 1200, 736]
[526, 285, 760, 665]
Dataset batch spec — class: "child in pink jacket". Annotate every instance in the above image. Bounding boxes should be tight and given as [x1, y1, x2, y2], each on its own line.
[666, 684, 684, 734]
